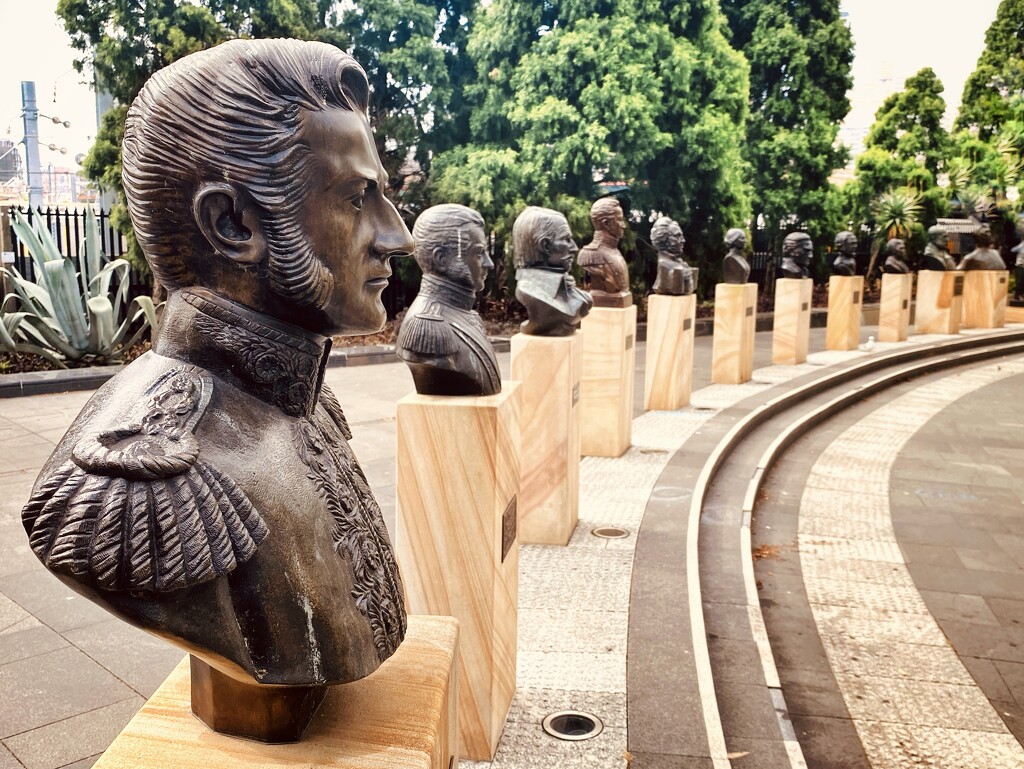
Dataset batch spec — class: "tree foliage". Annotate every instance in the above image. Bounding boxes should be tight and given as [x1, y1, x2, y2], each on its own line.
[866, 68, 948, 175]
[956, 0, 1024, 139]
[720, 0, 853, 249]
[57, 0, 473, 271]
[432, 0, 751, 294]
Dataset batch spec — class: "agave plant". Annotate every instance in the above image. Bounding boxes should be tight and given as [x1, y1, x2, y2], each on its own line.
[865, 188, 924, 278]
[1, 208, 158, 368]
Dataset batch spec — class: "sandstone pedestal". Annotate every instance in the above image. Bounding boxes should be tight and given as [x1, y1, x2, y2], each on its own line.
[510, 333, 581, 546]
[879, 272, 913, 342]
[395, 387, 520, 761]
[644, 294, 696, 410]
[711, 283, 757, 384]
[93, 615, 459, 769]
[916, 270, 964, 335]
[825, 275, 864, 351]
[962, 270, 1008, 329]
[580, 305, 637, 457]
[771, 278, 812, 365]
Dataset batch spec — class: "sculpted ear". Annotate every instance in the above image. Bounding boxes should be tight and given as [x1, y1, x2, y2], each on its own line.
[539, 237, 552, 256]
[193, 183, 268, 265]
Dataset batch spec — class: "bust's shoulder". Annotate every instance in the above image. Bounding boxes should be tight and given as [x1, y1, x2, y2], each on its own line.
[23, 354, 268, 593]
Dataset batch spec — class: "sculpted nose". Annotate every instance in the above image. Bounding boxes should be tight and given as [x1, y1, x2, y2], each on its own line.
[482, 251, 495, 270]
[373, 198, 415, 259]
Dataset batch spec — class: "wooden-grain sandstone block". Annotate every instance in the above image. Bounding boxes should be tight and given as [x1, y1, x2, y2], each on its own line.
[580, 305, 637, 457]
[510, 332, 581, 546]
[644, 293, 696, 410]
[711, 283, 757, 384]
[771, 278, 812, 365]
[825, 275, 864, 351]
[395, 387, 520, 761]
[878, 272, 913, 342]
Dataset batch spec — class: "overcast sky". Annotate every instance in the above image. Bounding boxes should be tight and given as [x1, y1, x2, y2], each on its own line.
[0, 0, 1007, 174]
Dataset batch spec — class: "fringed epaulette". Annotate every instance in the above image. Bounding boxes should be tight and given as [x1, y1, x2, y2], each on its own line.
[318, 384, 353, 440]
[397, 303, 458, 357]
[21, 366, 268, 593]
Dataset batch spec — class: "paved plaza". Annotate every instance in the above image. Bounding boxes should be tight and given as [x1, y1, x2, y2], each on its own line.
[1, 324, 1024, 768]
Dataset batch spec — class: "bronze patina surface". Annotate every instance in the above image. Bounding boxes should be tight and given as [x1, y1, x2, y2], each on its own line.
[780, 231, 813, 279]
[578, 197, 632, 307]
[722, 228, 750, 284]
[832, 231, 858, 276]
[959, 226, 1006, 270]
[923, 225, 956, 271]
[512, 206, 593, 336]
[651, 217, 695, 296]
[883, 238, 911, 274]
[21, 38, 413, 742]
[397, 204, 501, 395]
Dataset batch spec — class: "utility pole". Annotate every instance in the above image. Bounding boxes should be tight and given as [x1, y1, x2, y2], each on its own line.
[21, 81, 43, 210]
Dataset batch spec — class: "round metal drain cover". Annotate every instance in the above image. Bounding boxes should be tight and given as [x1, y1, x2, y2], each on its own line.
[592, 526, 629, 539]
[541, 711, 604, 741]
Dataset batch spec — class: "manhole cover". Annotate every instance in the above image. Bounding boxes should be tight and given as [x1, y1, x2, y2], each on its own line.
[591, 526, 629, 539]
[541, 711, 604, 741]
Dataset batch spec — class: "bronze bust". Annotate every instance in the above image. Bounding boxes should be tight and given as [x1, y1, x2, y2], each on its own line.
[832, 231, 858, 276]
[923, 225, 955, 270]
[397, 203, 501, 395]
[21, 39, 411, 741]
[882, 238, 911, 274]
[780, 232, 813, 279]
[722, 228, 750, 284]
[578, 197, 632, 307]
[959, 226, 1006, 270]
[651, 216, 695, 295]
[512, 206, 593, 336]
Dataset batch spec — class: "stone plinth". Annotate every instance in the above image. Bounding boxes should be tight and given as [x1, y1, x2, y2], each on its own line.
[93, 615, 459, 769]
[395, 387, 521, 761]
[879, 272, 913, 343]
[510, 333, 581, 546]
[644, 294, 696, 410]
[580, 305, 637, 457]
[825, 275, 864, 351]
[711, 283, 757, 384]
[771, 278, 812, 365]
[962, 270, 1008, 329]
[916, 270, 964, 335]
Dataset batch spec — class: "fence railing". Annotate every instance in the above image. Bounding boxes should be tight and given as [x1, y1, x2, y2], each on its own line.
[6, 206, 128, 281]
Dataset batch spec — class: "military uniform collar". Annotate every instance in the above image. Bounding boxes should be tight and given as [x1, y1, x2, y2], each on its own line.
[419, 274, 478, 311]
[154, 288, 331, 418]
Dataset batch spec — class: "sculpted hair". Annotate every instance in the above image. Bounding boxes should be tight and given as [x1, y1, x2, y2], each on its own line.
[834, 230, 857, 250]
[412, 204, 485, 273]
[512, 206, 568, 269]
[725, 228, 746, 250]
[122, 38, 369, 307]
[651, 217, 682, 252]
[927, 224, 948, 245]
[590, 197, 622, 229]
[783, 231, 810, 255]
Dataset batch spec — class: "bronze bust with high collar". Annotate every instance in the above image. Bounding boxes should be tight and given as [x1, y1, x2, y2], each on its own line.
[21, 40, 412, 742]
[923, 225, 955, 270]
[397, 204, 501, 395]
[512, 206, 593, 336]
[959, 226, 1006, 270]
[578, 197, 632, 307]
[832, 231, 858, 276]
[651, 216, 695, 295]
[883, 238, 911, 274]
[722, 228, 750, 284]
[780, 231, 813, 279]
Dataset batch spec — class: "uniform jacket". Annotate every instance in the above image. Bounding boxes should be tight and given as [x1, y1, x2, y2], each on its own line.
[22, 287, 406, 686]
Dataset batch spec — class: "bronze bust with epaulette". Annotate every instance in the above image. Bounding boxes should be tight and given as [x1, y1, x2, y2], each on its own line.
[21, 39, 413, 742]
[397, 204, 501, 396]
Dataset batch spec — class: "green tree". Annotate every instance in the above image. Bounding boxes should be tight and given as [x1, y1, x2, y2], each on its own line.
[433, 0, 751, 295]
[720, 0, 853, 250]
[956, 0, 1024, 139]
[865, 68, 949, 175]
[57, 0, 472, 272]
